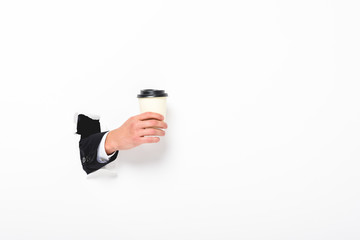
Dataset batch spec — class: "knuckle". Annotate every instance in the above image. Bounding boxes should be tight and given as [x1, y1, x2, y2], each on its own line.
[131, 124, 137, 131]
[133, 129, 140, 136]
[132, 135, 139, 142]
[129, 120, 136, 127]
[133, 121, 140, 129]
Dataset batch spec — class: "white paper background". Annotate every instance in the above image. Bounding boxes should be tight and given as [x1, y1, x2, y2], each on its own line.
[1, 1, 359, 239]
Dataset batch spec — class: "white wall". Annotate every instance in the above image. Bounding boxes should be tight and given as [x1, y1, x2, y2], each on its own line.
[1, 1, 359, 239]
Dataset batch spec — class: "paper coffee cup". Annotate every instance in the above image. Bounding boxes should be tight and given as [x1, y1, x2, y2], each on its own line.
[137, 89, 168, 122]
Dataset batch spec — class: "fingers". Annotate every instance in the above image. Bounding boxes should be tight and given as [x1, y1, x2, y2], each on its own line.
[127, 112, 167, 146]
[138, 136, 160, 144]
[139, 128, 165, 137]
[138, 119, 167, 129]
[137, 112, 164, 121]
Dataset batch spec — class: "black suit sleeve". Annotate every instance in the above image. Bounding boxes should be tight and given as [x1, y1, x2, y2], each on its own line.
[79, 132, 118, 174]
[76, 114, 118, 174]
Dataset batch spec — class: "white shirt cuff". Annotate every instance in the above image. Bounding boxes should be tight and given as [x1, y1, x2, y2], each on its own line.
[97, 131, 116, 163]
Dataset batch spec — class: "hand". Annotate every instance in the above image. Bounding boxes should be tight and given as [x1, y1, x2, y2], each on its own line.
[104, 112, 168, 154]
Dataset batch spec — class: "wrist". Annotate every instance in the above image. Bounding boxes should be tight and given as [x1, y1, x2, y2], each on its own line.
[105, 130, 117, 155]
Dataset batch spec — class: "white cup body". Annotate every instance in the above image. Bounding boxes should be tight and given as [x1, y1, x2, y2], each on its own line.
[138, 97, 167, 121]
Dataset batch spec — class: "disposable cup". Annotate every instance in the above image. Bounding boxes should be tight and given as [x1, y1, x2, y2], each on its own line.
[137, 89, 168, 122]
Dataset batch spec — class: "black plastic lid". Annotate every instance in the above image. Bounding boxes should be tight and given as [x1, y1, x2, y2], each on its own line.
[137, 89, 168, 98]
